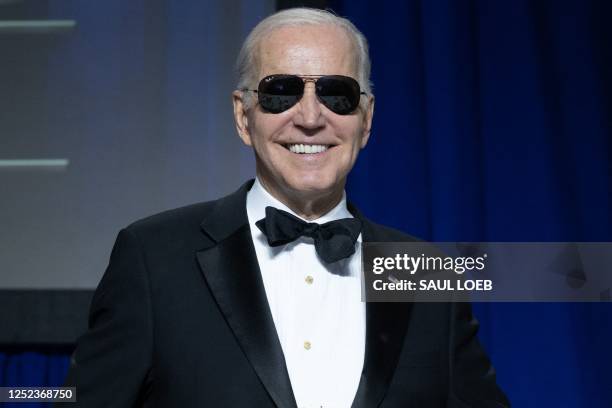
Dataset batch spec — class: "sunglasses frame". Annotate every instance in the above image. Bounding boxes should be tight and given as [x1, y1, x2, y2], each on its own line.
[242, 74, 367, 115]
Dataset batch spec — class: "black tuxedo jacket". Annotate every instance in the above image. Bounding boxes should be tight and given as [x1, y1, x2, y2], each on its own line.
[61, 180, 509, 407]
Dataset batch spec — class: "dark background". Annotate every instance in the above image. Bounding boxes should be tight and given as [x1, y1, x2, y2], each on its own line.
[2, 0, 611, 406]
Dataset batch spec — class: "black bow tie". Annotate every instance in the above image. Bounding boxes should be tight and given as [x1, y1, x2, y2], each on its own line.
[255, 206, 362, 263]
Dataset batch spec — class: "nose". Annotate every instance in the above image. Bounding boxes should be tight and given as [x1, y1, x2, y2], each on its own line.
[293, 81, 325, 131]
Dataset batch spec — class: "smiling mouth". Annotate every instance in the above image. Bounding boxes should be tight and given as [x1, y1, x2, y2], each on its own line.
[283, 143, 332, 154]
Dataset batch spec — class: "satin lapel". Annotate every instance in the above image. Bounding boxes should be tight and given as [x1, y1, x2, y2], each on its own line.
[350, 209, 414, 408]
[196, 181, 297, 408]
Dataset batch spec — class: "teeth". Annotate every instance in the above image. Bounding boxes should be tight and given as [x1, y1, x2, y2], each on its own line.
[287, 144, 329, 154]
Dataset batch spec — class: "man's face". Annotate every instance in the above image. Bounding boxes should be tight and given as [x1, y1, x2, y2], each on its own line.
[233, 24, 374, 204]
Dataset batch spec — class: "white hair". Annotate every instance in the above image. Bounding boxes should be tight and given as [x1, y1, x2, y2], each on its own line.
[235, 7, 373, 108]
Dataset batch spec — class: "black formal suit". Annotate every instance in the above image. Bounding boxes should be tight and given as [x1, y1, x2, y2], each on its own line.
[60, 180, 509, 407]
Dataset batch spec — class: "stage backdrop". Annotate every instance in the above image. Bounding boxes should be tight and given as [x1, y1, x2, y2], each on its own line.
[0, 0, 273, 405]
[333, 0, 612, 406]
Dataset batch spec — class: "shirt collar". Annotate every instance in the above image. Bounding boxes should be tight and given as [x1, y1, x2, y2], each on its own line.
[247, 177, 353, 227]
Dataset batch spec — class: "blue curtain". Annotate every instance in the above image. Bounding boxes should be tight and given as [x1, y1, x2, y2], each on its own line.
[0, 349, 72, 408]
[332, 0, 612, 406]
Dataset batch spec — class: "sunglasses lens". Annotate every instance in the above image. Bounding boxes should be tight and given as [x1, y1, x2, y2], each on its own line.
[316, 75, 361, 115]
[257, 75, 304, 113]
[255, 75, 363, 114]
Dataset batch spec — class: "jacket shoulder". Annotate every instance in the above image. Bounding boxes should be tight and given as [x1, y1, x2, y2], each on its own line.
[122, 199, 218, 245]
[122, 180, 252, 247]
[364, 219, 423, 243]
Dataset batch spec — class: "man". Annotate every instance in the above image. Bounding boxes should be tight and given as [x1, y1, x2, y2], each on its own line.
[61, 8, 509, 408]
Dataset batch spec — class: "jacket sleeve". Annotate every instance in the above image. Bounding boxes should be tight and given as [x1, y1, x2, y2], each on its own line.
[57, 228, 153, 407]
[447, 302, 511, 408]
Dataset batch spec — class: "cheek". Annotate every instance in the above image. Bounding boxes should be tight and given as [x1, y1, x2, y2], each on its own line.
[249, 112, 293, 149]
[337, 124, 366, 157]
[249, 118, 279, 153]
[338, 134, 366, 172]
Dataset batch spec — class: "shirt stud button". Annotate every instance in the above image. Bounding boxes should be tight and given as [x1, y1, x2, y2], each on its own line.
[304, 341, 311, 350]
[305, 275, 314, 285]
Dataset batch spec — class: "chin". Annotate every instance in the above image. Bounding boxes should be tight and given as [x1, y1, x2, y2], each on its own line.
[286, 173, 339, 196]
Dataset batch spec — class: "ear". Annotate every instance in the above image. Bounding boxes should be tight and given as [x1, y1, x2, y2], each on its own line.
[359, 95, 375, 148]
[232, 90, 252, 146]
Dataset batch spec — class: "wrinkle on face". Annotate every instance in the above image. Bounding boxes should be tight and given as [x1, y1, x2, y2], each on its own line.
[235, 24, 373, 219]
[257, 25, 357, 78]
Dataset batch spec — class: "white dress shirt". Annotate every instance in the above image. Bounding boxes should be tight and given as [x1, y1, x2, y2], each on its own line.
[246, 178, 365, 408]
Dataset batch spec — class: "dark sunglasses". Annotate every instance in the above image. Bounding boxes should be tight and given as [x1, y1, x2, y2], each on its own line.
[243, 74, 366, 115]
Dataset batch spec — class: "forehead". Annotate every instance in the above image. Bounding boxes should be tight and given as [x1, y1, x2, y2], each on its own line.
[257, 24, 357, 78]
